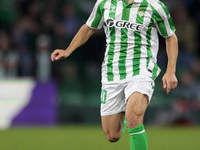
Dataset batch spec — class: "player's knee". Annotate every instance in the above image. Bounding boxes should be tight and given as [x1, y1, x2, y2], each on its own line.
[126, 113, 143, 128]
[106, 132, 121, 143]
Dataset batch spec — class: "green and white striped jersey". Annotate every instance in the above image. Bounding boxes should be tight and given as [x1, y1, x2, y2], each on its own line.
[86, 0, 175, 83]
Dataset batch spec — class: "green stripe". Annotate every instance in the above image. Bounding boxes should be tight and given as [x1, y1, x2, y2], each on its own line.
[104, 22, 108, 41]
[146, 12, 153, 68]
[118, 4, 132, 80]
[107, 0, 117, 81]
[146, 58, 150, 69]
[152, 62, 158, 80]
[133, 1, 148, 76]
[151, 5, 168, 37]
[122, 0, 127, 7]
[157, 1, 175, 32]
[91, 0, 106, 28]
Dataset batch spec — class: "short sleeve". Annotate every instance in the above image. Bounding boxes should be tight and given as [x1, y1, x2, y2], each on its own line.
[86, 0, 105, 29]
[153, 1, 176, 37]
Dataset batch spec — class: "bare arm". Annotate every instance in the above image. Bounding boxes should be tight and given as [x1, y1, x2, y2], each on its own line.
[51, 24, 96, 61]
[162, 33, 178, 94]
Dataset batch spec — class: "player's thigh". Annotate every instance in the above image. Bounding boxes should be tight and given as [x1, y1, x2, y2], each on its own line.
[126, 92, 148, 128]
[124, 77, 154, 125]
[101, 112, 125, 139]
[126, 92, 148, 117]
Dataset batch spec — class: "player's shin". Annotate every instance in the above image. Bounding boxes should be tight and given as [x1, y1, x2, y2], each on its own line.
[128, 124, 148, 150]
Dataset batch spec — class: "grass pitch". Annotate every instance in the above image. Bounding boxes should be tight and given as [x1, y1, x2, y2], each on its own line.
[0, 125, 199, 150]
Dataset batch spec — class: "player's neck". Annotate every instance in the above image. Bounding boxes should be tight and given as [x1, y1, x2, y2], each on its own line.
[126, 0, 134, 4]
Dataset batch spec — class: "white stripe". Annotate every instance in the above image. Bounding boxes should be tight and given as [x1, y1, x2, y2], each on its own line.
[134, 0, 143, 3]
[141, 4, 152, 57]
[148, 60, 154, 71]
[86, 0, 104, 29]
[139, 4, 153, 72]
[156, 65, 161, 77]
[102, 1, 111, 82]
[112, 1, 122, 81]
[97, 16, 104, 29]
[125, 5, 139, 78]
[153, 20, 162, 36]
[146, 1, 159, 64]
[104, 0, 112, 39]
[130, 130, 145, 135]
[150, 27, 158, 63]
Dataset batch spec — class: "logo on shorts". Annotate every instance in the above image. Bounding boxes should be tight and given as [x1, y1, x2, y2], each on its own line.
[101, 90, 107, 104]
[147, 89, 150, 94]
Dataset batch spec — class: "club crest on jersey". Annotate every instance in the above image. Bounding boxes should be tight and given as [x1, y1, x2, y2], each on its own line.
[138, 9, 145, 17]
[106, 18, 143, 32]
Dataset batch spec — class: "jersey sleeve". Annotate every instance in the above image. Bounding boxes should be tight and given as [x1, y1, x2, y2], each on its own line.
[86, 0, 105, 29]
[153, 1, 176, 37]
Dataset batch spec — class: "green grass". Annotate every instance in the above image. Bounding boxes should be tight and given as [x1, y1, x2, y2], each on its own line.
[147, 126, 200, 150]
[0, 125, 200, 150]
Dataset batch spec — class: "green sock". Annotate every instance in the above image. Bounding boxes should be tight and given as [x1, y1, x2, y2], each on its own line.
[128, 125, 148, 150]
[122, 117, 127, 135]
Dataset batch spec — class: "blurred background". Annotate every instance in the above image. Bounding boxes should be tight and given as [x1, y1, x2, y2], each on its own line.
[0, 0, 200, 149]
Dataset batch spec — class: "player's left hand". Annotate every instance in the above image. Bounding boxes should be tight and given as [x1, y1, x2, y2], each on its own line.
[162, 72, 178, 95]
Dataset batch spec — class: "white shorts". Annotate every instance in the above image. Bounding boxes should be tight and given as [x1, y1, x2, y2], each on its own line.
[100, 75, 155, 116]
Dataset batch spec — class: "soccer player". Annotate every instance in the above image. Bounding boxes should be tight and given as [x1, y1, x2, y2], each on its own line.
[51, 0, 178, 149]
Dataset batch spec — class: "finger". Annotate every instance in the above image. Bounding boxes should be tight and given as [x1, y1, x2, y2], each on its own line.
[51, 50, 56, 61]
[171, 80, 178, 89]
[167, 82, 170, 95]
[171, 83, 176, 89]
[52, 50, 59, 61]
[162, 77, 167, 89]
[174, 80, 178, 88]
[55, 54, 61, 61]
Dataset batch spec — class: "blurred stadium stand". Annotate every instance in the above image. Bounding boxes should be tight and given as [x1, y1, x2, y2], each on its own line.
[0, 0, 200, 128]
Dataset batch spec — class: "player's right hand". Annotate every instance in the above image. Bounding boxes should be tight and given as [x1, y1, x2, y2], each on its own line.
[51, 49, 70, 61]
[162, 72, 178, 95]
